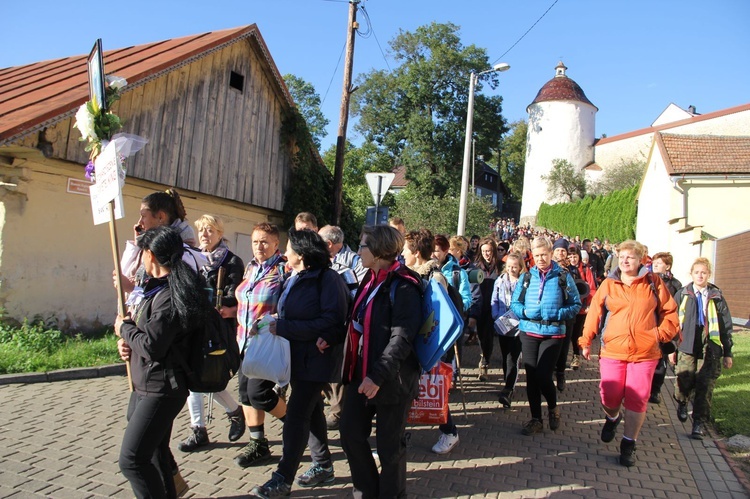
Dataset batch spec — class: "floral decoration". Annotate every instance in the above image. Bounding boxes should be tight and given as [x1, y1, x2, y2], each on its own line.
[73, 75, 127, 162]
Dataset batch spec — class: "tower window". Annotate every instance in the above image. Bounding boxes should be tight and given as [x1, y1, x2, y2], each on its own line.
[230, 71, 244, 93]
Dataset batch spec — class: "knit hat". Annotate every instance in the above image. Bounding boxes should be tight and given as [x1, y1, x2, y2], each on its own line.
[581, 249, 590, 261]
[552, 238, 569, 251]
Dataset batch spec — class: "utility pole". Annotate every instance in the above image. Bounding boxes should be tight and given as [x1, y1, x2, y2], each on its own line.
[332, 0, 359, 226]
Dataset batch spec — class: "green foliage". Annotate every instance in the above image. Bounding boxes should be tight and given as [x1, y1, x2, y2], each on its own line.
[283, 74, 330, 148]
[588, 158, 646, 196]
[0, 317, 120, 374]
[542, 158, 587, 202]
[537, 185, 638, 242]
[713, 331, 750, 437]
[499, 120, 527, 200]
[393, 185, 495, 237]
[351, 22, 508, 198]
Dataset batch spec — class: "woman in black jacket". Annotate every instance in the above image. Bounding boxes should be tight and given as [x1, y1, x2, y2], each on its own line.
[115, 226, 211, 499]
[249, 229, 349, 498]
[340, 225, 423, 499]
[177, 214, 246, 452]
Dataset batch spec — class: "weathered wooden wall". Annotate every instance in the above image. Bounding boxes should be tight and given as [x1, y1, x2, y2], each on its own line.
[18, 36, 291, 212]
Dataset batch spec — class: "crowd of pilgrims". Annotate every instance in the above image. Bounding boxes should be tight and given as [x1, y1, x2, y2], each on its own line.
[113, 190, 734, 498]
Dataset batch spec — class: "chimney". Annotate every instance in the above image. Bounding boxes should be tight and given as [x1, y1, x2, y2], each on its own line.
[688, 105, 697, 114]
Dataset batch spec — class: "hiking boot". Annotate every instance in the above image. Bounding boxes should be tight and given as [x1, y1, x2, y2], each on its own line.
[227, 407, 246, 442]
[648, 392, 661, 404]
[571, 354, 581, 370]
[691, 421, 706, 440]
[498, 389, 513, 408]
[676, 401, 688, 422]
[249, 472, 291, 498]
[556, 371, 566, 392]
[297, 462, 335, 487]
[521, 418, 543, 436]
[177, 426, 209, 452]
[548, 406, 561, 431]
[465, 332, 478, 345]
[235, 437, 272, 468]
[619, 438, 636, 467]
[431, 432, 460, 454]
[601, 413, 622, 443]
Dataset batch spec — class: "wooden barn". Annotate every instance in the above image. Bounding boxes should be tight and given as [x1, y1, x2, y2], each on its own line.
[0, 25, 323, 330]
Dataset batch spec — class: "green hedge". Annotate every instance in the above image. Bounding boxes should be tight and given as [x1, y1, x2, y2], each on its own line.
[536, 185, 638, 242]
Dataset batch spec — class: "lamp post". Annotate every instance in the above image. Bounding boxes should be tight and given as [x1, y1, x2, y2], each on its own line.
[457, 62, 510, 236]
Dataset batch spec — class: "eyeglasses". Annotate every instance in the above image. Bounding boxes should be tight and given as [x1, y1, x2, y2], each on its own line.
[358, 244, 369, 249]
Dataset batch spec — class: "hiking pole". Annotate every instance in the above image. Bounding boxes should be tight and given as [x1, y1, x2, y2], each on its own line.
[453, 343, 468, 421]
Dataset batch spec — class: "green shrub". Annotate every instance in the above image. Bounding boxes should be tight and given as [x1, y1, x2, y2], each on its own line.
[0, 319, 65, 354]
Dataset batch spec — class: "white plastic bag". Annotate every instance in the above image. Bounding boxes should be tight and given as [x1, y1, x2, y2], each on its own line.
[241, 316, 291, 386]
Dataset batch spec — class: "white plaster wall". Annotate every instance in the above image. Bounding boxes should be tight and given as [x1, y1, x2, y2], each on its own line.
[651, 104, 693, 127]
[520, 100, 596, 222]
[0, 157, 283, 330]
[636, 152, 673, 253]
[668, 109, 750, 135]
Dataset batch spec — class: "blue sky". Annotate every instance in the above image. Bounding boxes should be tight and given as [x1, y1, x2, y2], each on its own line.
[2, 0, 749, 151]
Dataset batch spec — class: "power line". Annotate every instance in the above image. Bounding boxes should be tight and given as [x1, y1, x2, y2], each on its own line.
[322, 41, 347, 105]
[492, 0, 560, 64]
[360, 4, 391, 71]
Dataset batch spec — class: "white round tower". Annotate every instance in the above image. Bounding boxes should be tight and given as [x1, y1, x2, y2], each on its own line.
[519, 62, 597, 226]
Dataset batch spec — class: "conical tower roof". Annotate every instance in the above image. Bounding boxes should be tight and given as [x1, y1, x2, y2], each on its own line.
[527, 61, 597, 111]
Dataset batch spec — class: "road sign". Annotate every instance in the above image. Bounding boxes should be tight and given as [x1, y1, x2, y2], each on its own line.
[365, 172, 395, 206]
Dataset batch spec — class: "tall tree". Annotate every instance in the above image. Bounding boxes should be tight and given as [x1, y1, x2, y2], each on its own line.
[351, 22, 508, 198]
[283, 74, 329, 148]
[542, 158, 587, 202]
[499, 120, 527, 200]
[588, 158, 646, 196]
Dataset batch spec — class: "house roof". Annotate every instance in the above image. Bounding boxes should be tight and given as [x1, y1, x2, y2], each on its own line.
[0, 25, 293, 145]
[391, 164, 408, 188]
[595, 102, 750, 146]
[656, 133, 750, 175]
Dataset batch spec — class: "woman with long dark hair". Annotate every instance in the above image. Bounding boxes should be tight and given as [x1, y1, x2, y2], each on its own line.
[249, 229, 349, 497]
[474, 237, 502, 381]
[115, 226, 211, 498]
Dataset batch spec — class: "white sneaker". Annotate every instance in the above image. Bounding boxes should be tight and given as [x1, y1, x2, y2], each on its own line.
[431, 433, 459, 454]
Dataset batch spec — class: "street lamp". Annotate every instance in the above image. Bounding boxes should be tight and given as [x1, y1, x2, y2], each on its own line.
[457, 62, 510, 236]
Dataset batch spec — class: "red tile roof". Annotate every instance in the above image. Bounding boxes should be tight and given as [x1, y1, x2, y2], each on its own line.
[391, 164, 408, 187]
[657, 133, 750, 175]
[0, 25, 293, 145]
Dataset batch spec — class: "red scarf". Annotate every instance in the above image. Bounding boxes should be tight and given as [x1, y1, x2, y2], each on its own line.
[344, 261, 400, 382]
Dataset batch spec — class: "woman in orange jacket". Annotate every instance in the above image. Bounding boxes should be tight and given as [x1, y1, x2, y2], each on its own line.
[579, 240, 679, 467]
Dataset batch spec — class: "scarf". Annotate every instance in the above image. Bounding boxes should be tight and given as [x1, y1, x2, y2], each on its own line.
[344, 261, 400, 382]
[202, 240, 230, 274]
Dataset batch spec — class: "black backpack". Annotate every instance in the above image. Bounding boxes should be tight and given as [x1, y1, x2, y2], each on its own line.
[177, 307, 241, 393]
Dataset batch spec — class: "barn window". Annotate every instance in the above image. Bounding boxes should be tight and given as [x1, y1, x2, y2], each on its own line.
[230, 71, 245, 93]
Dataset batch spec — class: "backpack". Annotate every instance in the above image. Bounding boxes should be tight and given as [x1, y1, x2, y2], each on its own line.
[389, 272, 464, 371]
[517, 267, 569, 304]
[177, 307, 241, 393]
[430, 268, 466, 320]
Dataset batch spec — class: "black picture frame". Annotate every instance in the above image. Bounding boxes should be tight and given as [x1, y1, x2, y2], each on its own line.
[87, 39, 106, 112]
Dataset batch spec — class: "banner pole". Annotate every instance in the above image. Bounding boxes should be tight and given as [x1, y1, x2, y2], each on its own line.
[109, 199, 133, 392]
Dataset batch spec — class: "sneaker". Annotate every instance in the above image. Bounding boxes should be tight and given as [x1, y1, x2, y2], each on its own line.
[227, 407, 246, 442]
[601, 413, 622, 443]
[431, 432, 460, 454]
[177, 426, 209, 452]
[465, 333, 478, 345]
[555, 371, 566, 392]
[297, 462, 335, 487]
[521, 418, 543, 436]
[478, 360, 489, 382]
[498, 389, 513, 408]
[249, 472, 291, 498]
[571, 355, 581, 370]
[676, 401, 688, 422]
[648, 392, 661, 404]
[548, 407, 561, 431]
[619, 438, 636, 467]
[235, 437, 272, 468]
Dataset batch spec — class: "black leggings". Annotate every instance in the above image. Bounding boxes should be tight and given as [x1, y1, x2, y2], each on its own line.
[497, 334, 522, 392]
[520, 332, 563, 420]
[570, 314, 586, 356]
[477, 313, 495, 365]
[119, 392, 186, 499]
[555, 318, 575, 373]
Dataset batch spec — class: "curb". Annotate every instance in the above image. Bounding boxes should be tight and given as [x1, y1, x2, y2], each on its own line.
[716, 439, 750, 496]
[0, 363, 126, 385]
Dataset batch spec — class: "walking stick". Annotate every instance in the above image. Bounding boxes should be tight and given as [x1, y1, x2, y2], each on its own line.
[207, 267, 227, 424]
[453, 343, 468, 421]
[110, 201, 134, 392]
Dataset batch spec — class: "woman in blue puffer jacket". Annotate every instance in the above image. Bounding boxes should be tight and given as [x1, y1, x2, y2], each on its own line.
[511, 236, 581, 436]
